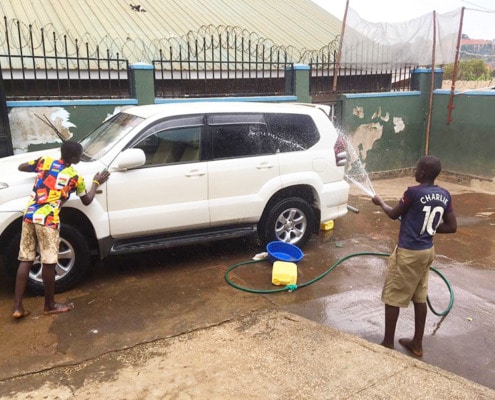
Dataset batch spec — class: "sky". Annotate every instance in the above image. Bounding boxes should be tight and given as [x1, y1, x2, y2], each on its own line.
[311, 0, 495, 40]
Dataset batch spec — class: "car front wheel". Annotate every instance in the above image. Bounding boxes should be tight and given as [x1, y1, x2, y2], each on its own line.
[5, 224, 91, 295]
[258, 197, 315, 248]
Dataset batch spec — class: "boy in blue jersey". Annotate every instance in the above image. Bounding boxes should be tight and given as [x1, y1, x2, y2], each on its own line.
[372, 155, 457, 357]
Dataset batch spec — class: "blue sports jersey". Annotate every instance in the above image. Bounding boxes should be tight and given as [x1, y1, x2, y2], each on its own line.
[398, 184, 454, 250]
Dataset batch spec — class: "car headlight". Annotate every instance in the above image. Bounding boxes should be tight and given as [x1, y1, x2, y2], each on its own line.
[0, 182, 8, 190]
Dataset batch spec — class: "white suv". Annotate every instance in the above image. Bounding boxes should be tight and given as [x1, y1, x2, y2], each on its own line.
[0, 102, 349, 293]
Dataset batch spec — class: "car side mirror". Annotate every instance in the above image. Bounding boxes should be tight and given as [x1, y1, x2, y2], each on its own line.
[113, 148, 146, 170]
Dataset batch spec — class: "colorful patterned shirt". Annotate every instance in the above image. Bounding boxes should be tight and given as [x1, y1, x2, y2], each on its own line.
[23, 157, 86, 229]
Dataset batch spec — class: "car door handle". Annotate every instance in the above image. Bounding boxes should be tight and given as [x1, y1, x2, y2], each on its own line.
[185, 169, 206, 177]
[256, 162, 275, 169]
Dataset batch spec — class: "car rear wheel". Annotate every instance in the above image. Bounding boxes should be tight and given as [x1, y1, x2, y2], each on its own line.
[258, 197, 315, 248]
[5, 224, 91, 295]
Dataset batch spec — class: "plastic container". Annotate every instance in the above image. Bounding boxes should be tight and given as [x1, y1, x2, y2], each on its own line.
[320, 220, 334, 231]
[272, 261, 298, 286]
[266, 241, 304, 263]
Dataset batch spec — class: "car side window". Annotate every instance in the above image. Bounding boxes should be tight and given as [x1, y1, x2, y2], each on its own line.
[265, 113, 319, 152]
[133, 117, 202, 166]
[208, 114, 277, 159]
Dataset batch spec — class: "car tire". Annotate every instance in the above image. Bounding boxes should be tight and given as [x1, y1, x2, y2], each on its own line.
[4, 224, 91, 295]
[258, 197, 315, 248]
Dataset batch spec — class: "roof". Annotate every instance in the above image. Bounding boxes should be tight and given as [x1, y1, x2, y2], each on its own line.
[0, 0, 342, 65]
[461, 38, 493, 46]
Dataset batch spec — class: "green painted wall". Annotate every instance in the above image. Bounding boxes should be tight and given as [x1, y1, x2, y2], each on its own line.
[336, 68, 495, 185]
[338, 92, 425, 173]
[5, 65, 495, 186]
[429, 91, 495, 178]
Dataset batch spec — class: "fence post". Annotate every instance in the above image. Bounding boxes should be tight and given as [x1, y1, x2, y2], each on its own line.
[129, 62, 155, 105]
[0, 69, 13, 157]
[410, 67, 443, 92]
[285, 64, 311, 103]
[410, 67, 443, 154]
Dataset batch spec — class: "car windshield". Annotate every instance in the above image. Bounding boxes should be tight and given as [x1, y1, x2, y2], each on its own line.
[80, 112, 144, 161]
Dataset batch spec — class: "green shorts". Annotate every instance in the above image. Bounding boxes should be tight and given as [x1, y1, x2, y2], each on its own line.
[18, 221, 60, 264]
[381, 246, 435, 308]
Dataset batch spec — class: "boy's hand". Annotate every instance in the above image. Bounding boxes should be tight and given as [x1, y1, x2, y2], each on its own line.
[93, 170, 110, 185]
[371, 195, 382, 206]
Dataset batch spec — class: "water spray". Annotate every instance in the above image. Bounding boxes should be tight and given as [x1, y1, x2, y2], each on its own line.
[341, 133, 376, 198]
[345, 175, 376, 198]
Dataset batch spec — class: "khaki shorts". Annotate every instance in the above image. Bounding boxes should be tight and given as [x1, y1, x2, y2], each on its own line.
[18, 221, 60, 264]
[381, 246, 435, 308]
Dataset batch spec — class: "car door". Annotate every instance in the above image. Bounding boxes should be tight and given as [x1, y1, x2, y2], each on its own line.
[206, 113, 280, 225]
[106, 116, 209, 238]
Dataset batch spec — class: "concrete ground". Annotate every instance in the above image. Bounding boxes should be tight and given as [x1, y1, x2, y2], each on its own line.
[0, 177, 494, 399]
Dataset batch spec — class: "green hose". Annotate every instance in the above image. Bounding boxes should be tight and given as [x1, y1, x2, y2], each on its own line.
[224, 251, 454, 316]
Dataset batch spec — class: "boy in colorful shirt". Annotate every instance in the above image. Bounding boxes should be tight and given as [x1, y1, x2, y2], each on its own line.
[13, 141, 110, 318]
[372, 155, 457, 357]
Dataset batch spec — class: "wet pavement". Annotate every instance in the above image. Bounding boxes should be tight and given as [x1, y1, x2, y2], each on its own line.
[0, 177, 494, 398]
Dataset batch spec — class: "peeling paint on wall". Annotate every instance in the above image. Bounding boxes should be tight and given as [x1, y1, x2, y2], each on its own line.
[51, 109, 76, 138]
[349, 122, 383, 167]
[8, 106, 128, 154]
[353, 106, 364, 118]
[371, 107, 389, 122]
[393, 117, 405, 133]
[349, 105, 409, 166]
[9, 107, 75, 154]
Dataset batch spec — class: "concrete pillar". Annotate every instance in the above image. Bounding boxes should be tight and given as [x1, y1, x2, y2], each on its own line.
[129, 63, 155, 105]
[285, 64, 312, 103]
[410, 68, 443, 92]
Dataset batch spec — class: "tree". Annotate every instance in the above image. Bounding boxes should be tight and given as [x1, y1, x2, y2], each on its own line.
[443, 59, 492, 81]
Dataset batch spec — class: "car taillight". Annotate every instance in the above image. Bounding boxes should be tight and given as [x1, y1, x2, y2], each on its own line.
[334, 135, 347, 167]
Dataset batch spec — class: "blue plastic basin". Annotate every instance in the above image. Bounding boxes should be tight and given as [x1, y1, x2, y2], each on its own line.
[266, 241, 304, 263]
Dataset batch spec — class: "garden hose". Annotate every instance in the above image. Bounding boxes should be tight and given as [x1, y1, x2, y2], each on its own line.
[224, 251, 454, 317]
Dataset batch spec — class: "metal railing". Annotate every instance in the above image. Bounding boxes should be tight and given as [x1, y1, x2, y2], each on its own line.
[0, 19, 130, 100]
[1, 18, 419, 101]
[310, 56, 418, 96]
[153, 36, 292, 98]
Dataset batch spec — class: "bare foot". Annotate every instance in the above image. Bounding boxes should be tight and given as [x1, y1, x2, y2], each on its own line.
[12, 309, 31, 319]
[43, 302, 74, 315]
[399, 338, 423, 357]
[380, 341, 394, 350]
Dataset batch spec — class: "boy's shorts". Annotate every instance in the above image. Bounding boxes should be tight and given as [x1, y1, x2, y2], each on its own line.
[381, 246, 435, 308]
[18, 221, 60, 264]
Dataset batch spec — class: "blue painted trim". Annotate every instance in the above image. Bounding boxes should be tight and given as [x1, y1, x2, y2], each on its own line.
[434, 89, 461, 95]
[412, 68, 443, 74]
[7, 99, 139, 107]
[432, 89, 495, 96]
[293, 64, 310, 70]
[129, 63, 154, 70]
[154, 96, 298, 104]
[464, 90, 495, 96]
[342, 91, 421, 99]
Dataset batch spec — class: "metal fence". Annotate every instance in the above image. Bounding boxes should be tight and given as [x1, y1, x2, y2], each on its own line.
[0, 18, 418, 101]
[153, 36, 292, 98]
[0, 19, 130, 100]
[309, 54, 417, 99]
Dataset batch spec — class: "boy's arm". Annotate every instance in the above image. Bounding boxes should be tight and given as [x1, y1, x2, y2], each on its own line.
[372, 195, 407, 220]
[436, 211, 457, 234]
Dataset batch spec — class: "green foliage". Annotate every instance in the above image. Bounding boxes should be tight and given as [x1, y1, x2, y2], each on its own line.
[443, 59, 493, 81]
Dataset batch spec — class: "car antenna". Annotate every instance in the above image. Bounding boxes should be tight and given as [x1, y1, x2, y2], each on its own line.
[34, 114, 67, 142]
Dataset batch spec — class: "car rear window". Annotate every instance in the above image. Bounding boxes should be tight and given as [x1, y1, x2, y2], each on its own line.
[207, 112, 320, 160]
[265, 113, 319, 152]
